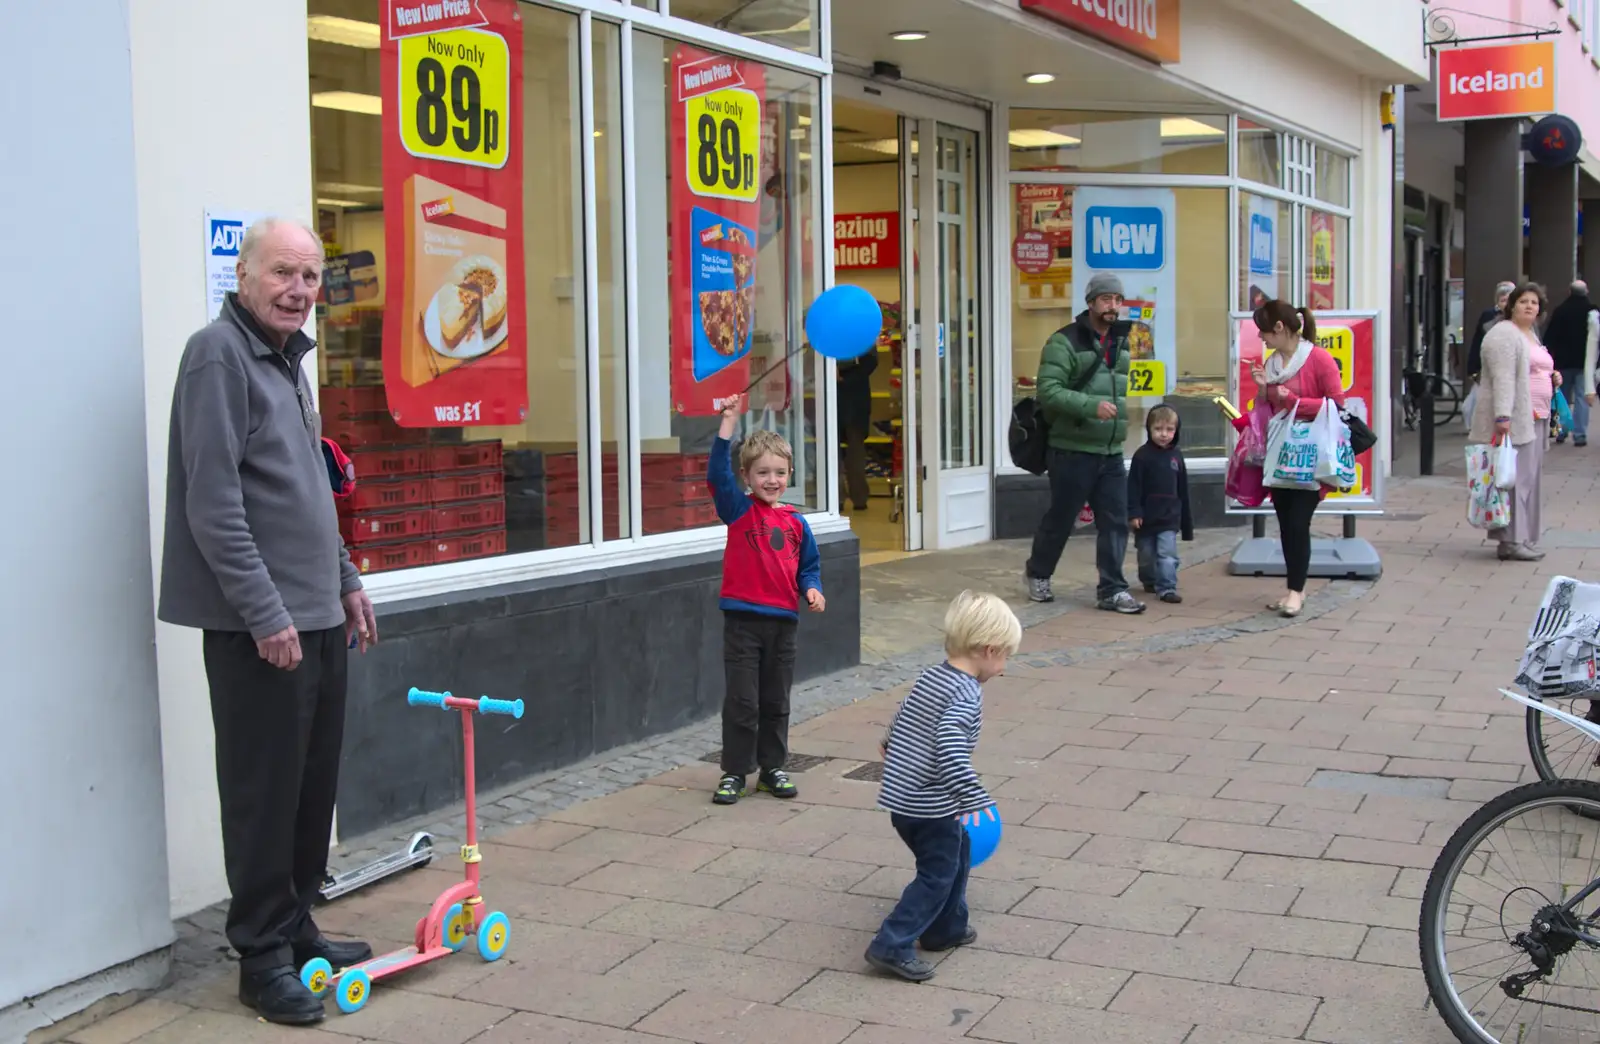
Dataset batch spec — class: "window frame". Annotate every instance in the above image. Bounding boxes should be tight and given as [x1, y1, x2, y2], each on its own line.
[997, 111, 1356, 475]
[354, 0, 840, 601]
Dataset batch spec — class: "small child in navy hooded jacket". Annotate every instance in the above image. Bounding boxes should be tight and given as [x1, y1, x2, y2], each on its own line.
[1127, 404, 1193, 601]
[706, 394, 824, 806]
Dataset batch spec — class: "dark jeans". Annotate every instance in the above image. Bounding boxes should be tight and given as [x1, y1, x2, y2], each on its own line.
[1271, 487, 1322, 593]
[721, 611, 797, 776]
[842, 421, 870, 509]
[1026, 448, 1129, 600]
[202, 626, 348, 972]
[1559, 368, 1589, 439]
[869, 814, 971, 962]
[1136, 529, 1180, 595]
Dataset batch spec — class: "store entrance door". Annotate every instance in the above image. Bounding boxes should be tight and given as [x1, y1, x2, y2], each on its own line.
[833, 78, 990, 555]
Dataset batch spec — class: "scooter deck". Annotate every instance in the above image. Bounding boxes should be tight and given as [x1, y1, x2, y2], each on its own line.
[319, 834, 434, 902]
[339, 944, 450, 984]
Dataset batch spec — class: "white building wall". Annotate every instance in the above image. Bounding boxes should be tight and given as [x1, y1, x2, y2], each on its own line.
[129, 0, 317, 917]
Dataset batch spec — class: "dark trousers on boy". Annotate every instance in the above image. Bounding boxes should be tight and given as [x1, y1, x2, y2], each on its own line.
[869, 814, 972, 960]
[721, 611, 796, 775]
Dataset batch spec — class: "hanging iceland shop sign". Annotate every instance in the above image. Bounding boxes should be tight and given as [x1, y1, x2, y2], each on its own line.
[1073, 187, 1177, 395]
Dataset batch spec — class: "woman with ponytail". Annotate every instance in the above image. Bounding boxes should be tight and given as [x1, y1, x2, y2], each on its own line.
[1249, 300, 1347, 618]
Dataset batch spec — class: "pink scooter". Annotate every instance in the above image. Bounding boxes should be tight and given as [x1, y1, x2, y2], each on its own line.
[299, 687, 523, 1014]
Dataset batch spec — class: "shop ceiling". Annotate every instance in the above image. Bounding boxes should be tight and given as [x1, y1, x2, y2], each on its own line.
[831, 0, 1218, 112]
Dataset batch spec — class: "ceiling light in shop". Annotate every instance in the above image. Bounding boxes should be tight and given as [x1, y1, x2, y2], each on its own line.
[313, 91, 383, 116]
[1024, 73, 1056, 84]
[318, 182, 383, 197]
[307, 15, 381, 48]
[317, 198, 370, 208]
[1160, 117, 1224, 139]
[853, 138, 919, 156]
[1007, 128, 1080, 149]
[890, 30, 929, 41]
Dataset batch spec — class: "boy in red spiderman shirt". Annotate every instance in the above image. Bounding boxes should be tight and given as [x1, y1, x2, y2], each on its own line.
[708, 393, 825, 806]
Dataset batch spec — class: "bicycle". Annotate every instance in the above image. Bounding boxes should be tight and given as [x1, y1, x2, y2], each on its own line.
[1402, 349, 1462, 431]
[1421, 578, 1600, 1042]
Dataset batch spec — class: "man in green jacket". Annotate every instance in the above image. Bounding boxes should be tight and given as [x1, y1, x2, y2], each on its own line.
[1024, 272, 1145, 614]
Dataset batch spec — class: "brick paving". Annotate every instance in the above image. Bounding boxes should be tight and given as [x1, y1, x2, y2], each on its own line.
[62, 445, 1600, 1044]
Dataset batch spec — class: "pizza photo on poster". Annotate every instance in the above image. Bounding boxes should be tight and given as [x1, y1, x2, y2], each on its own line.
[379, 0, 527, 428]
[670, 46, 767, 415]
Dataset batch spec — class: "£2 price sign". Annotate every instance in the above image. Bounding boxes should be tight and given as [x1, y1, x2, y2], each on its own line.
[399, 28, 510, 169]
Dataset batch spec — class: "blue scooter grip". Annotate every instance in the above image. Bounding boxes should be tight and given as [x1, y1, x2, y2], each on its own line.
[477, 697, 525, 719]
[407, 688, 450, 708]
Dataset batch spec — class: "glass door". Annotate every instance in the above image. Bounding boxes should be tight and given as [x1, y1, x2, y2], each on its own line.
[899, 116, 923, 551]
[913, 118, 989, 549]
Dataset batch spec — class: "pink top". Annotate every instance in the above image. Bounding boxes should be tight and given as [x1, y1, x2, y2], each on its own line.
[1527, 335, 1554, 419]
[1262, 344, 1347, 420]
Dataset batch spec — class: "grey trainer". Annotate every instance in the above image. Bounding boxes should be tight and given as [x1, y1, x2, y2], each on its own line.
[1097, 591, 1147, 614]
[1027, 576, 1054, 603]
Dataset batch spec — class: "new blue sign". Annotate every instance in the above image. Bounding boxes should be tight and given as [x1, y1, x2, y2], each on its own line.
[1084, 206, 1164, 271]
[1249, 213, 1274, 276]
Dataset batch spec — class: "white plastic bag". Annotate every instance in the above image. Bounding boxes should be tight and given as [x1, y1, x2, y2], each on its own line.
[1311, 399, 1357, 488]
[1461, 383, 1478, 431]
[1493, 438, 1517, 491]
[1264, 407, 1320, 490]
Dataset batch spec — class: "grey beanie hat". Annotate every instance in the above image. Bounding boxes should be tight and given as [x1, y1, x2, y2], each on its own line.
[1085, 272, 1125, 303]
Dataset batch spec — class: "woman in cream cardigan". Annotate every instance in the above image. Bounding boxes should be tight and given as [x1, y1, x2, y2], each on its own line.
[1469, 282, 1556, 561]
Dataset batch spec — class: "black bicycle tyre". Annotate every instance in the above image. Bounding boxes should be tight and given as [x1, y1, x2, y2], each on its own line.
[1419, 777, 1600, 1043]
[1433, 376, 1462, 427]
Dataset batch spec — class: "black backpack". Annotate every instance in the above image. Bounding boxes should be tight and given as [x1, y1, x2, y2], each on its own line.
[1008, 330, 1104, 475]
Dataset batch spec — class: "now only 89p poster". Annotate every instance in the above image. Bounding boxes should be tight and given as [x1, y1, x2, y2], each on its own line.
[380, 0, 527, 428]
[670, 47, 767, 416]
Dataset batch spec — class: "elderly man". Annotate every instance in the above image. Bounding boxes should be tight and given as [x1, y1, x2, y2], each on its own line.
[1546, 279, 1593, 446]
[159, 218, 378, 1025]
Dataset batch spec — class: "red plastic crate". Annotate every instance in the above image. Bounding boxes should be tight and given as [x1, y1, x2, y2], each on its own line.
[327, 415, 407, 447]
[428, 441, 503, 473]
[544, 452, 620, 479]
[341, 506, 432, 546]
[642, 502, 722, 534]
[430, 470, 505, 504]
[346, 477, 429, 512]
[354, 539, 435, 574]
[321, 385, 387, 417]
[349, 445, 430, 478]
[431, 528, 507, 564]
[432, 499, 506, 535]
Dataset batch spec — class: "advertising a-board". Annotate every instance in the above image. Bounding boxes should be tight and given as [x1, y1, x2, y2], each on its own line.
[379, 0, 527, 428]
[1233, 312, 1380, 505]
[1072, 186, 1176, 396]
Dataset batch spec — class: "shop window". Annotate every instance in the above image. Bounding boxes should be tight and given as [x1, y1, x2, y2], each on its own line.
[668, 0, 819, 55]
[1237, 119, 1282, 187]
[307, 1, 627, 574]
[1239, 192, 1293, 312]
[1314, 150, 1351, 208]
[1008, 110, 1228, 176]
[1009, 186, 1230, 459]
[633, 32, 824, 534]
[1305, 209, 1350, 311]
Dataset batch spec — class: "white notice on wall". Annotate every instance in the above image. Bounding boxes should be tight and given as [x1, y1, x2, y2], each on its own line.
[205, 209, 265, 319]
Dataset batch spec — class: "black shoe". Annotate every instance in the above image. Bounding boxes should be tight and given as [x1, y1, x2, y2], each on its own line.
[239, 966, 325, 1025]
[1160, 591, 1183, 604]
[293, 935, 373, 971]
[1142, 583, 1156, 593]
[921, 928, 978, 952]
[713, 773, 746, 805]
[865, 948, 936, 982]
[757, 768, 798, 799]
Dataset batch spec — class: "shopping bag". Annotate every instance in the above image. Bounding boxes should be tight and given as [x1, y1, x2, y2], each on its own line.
[1226, 441, 1267, 507]
[1311, 400, 1358, 488]
[1264, 407, 1321, 490]
[1241, 400, 1272, 466]
[1465, 443, 1511, 530]
[1553, 386, 1574, 432]
[1492, 437, 1517, 491]
[1461, 383, 1478, 431]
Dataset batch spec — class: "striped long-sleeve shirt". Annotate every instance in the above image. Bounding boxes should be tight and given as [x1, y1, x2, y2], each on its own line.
[878, 662, 993, 818]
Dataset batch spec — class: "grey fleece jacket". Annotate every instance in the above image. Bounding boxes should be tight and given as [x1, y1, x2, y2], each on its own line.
[158, 295, 361, 639]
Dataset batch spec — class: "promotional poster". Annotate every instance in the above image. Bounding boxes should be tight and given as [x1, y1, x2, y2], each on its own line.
[669, 46, 767, 416]
[1071, 186, 1177, 395]
[380, 0, 527, 428]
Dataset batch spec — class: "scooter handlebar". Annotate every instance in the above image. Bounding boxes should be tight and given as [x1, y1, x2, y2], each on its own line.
[477, 697, 525, 719]
[407, 688, 450, 708]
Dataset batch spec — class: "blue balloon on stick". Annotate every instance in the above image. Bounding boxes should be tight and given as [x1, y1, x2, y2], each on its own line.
[964, 806, 1003, 867]
[804, 285, 882, 360]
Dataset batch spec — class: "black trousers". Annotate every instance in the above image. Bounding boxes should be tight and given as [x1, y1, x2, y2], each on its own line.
[1026, 448, 1130, 601]
[203, 626, 348, 972]
[1272, 488, 1322, 593]
[842, 421, 870, 510]
[721, 611, 797, 776]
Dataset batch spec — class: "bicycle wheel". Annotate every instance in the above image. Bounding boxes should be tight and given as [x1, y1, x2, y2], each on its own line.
[1526, 700, 1600, 785]
[1420, 778, 1600, 1043]
[1434, 376, 1462, 427]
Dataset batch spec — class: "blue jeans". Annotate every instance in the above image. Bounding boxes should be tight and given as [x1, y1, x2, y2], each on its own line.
[1026, 449, 1130, 601]
[1136, 529, 1179, 595]
[1559, 369, 1590, 440]
[868, 814, 971, 961]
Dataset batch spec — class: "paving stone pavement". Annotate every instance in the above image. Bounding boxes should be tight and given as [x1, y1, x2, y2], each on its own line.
[61, 445, 1600, 1044]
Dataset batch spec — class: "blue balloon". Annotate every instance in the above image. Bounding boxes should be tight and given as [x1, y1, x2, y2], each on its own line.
[804, 285, 882, 360]
[964, 806, 1003, 868]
